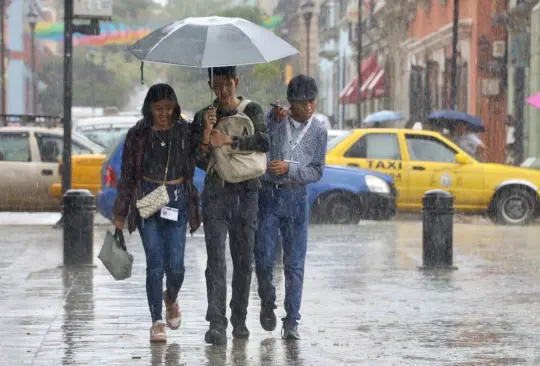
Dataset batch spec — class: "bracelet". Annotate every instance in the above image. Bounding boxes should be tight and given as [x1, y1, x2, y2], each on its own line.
[201, 142, 209, 146]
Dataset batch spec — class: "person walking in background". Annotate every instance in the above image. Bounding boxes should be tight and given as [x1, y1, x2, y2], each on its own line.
[505, 114, 516, 165]
[255, 75, 328, 340]
[113, 84, 201, 343]
[192, 66, 270, 345]
[451, 121, 485, 160]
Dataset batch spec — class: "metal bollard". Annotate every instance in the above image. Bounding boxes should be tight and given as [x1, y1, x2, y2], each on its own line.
[63, 189, 95, 266]
[421, 189, 457, 270]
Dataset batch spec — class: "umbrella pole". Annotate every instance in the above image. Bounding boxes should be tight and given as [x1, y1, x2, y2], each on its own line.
[210, 67, 213, 105]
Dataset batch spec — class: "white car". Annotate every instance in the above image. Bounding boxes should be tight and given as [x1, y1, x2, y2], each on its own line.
[73, 115, 140, 149]
[0, 127, 104, 211]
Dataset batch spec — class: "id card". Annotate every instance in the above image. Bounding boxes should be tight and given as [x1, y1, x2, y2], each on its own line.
[160, 206, 179, 221]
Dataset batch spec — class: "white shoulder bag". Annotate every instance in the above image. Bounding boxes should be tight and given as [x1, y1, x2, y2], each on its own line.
[136, 137, 171, 219]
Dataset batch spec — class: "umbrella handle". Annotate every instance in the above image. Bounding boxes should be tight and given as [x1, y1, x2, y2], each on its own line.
[140, 62, 144, 85]
[209, 67, 213, 105]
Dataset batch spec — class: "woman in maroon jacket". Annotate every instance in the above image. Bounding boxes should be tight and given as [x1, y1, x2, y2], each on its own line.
[113, 83, 201, 342]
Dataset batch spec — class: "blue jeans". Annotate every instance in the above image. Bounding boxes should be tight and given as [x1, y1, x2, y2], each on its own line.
[138, 181, 188, 323]
[254, 187, 308, 327]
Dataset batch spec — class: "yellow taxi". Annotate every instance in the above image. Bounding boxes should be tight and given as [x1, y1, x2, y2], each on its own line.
[50, 153, 107, 199]
[326, 128, 540, 225]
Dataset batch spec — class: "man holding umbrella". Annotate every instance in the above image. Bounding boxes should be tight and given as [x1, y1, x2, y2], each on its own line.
[255, 75, 327, 340]
[193, 66, 270, 345]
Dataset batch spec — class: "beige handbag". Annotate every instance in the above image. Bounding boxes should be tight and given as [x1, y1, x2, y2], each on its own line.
[207, 99, 267, 183]
[136, 138, 171, 219]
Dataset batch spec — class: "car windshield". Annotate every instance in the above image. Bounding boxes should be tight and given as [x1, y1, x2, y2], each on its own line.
[72, 131, 105, 153]
[78, 126, 131, 149]
[327, 131, 353, 151]
[104, 132, 128, 157]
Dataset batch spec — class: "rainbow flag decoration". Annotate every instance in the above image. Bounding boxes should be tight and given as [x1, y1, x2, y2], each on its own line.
[260, 16, 283, 31]
[35, 21, 153, 47]
[35, 16, 283, 48]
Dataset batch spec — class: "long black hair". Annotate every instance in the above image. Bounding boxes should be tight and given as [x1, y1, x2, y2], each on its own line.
[141, 83, 182, 122]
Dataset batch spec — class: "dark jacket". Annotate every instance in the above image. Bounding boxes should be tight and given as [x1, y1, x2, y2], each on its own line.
[113, 118, 202, 234]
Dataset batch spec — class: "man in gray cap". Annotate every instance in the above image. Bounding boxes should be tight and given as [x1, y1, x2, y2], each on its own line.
[254, 74, 327, 340]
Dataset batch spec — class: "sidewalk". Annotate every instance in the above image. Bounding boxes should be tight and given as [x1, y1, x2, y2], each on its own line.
[1, 222, 540, 365]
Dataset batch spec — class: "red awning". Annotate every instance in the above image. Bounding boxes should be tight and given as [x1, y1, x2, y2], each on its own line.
[367, 68, 387, 99]
[338, 55, 378, 104]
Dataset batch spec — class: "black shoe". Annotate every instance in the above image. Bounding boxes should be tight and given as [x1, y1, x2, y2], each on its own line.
[232, 322, 250, 339]
[260, 304, 277, 331]
[281, 324, 300, 340]
[205, 327, 227, 346]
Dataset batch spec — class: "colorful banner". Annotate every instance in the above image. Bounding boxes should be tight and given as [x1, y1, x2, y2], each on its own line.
[260, 16, 283, 31]
[35, 16, 282, 47]
[35, 21, 154, 47]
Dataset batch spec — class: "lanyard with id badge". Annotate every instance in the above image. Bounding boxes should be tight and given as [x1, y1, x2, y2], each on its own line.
[161, 205, 179, 221]
[284, 115, 313, 164]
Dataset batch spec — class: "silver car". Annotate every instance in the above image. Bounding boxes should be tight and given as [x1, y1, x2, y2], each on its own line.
[0, 127, 103, 211]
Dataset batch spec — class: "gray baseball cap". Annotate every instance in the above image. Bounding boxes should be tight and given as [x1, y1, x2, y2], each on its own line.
[287, 74, 318, 101]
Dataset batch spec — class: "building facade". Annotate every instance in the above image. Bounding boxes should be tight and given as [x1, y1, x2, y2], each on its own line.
[326, 0, 393, 127]
[5, 0, 45, 115]
[401, 0, 508, 163]
[494, 0, 539, 162]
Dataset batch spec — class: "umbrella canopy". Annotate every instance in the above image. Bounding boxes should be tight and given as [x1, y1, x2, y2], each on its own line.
[127, 16, 299, 68]
[363, 110, 405, 124]
[526, 92, 540, 109]
[427, 110, 485, 132]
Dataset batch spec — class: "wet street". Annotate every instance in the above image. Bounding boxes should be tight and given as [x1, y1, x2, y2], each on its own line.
[1, 219, 540, 365]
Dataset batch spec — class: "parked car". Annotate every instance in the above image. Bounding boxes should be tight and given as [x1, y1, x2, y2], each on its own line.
[96, 133, 397, 225]
[0, 126, 104, 211]
[73, 115, 140, 148]
[326, 128, 540, 225]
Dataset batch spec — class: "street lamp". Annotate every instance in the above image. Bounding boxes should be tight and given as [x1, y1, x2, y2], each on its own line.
[301, 0, 315, 76]
[27, 6, 38, 114]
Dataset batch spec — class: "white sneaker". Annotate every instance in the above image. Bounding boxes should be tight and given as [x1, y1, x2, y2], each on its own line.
[150, 321, 167, 343]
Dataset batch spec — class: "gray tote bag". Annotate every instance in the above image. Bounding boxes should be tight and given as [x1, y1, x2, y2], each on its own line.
[98, 229, 134, 281]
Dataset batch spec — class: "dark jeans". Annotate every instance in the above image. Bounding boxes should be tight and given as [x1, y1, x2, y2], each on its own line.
[254, 187, 308, 327]
[138, 181, 188, 323]
[202, 187, 258, 329]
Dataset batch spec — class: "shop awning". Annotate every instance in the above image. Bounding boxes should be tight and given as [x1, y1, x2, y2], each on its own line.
[338, 55, 378, 104]
[367, 68, 387, 99]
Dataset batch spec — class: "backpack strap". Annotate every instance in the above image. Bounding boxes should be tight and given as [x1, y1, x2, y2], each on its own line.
[236, 99, 251, 114]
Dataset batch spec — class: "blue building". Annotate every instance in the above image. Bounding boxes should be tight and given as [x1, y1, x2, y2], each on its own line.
[5, 0, 44, 115]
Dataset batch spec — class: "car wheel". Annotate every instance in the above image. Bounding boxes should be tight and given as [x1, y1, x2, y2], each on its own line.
[313, 192, 362, 225]
[493, 188, 537, 226]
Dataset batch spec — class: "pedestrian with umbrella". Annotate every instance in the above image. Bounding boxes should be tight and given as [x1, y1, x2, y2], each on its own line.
[428, 110, 486, 159]
[193, 65, 269, 345]
[128, 16, 299, 346]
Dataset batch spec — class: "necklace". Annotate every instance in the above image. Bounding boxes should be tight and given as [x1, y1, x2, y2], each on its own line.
[155, 131, 167, 147]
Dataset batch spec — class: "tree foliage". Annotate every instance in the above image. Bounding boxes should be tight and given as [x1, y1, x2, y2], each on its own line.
[39, 47, 160, 115]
